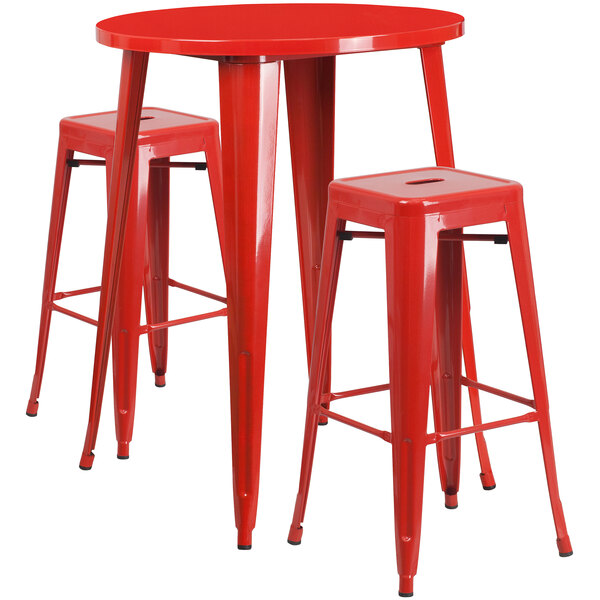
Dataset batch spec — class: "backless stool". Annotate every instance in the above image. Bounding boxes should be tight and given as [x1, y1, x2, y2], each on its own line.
[27, 108, 225, 467]
[288, 167, 572, 596]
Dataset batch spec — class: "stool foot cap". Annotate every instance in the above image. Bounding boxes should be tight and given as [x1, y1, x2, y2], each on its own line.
[399, 594, 413, 598]
[288, 525, 304, 545]
[557, 536, 573, 556]
[237, 545, 252, 550]
[79, 452, 95, 470]
[26, 400, 39, 417]
[480, 471, 496, 490]
[155, 373, 166, 387]
[117, 455, 129, 460]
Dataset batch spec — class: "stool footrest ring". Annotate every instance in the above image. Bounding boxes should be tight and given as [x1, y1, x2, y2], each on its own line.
[51, 303, 98, 326]
[461, 376, 535, 408]
[319, 408, 391, 443]
[426, 412, 539, 445]
[324, 382, 391, 403]
[139, 307, 227, 334]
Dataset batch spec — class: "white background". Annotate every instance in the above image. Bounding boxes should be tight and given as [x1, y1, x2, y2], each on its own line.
[1, 1, 597, 598]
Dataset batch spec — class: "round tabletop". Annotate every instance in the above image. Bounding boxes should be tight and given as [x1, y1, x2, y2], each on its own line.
[96, 3, 464, 59]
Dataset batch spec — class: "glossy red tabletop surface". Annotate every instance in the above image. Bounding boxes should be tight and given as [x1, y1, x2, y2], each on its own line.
[96, 3, 464, 58]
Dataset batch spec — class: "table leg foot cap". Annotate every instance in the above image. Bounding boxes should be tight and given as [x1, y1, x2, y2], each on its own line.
[444, 492, 458, 509]
[237, 545, 252, 550]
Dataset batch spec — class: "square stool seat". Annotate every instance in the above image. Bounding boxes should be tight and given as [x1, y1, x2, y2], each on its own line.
[330, 167, 521, 217]
[60, 107, 218, 152]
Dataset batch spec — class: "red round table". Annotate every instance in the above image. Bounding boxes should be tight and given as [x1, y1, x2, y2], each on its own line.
[85, 3, 468, 583]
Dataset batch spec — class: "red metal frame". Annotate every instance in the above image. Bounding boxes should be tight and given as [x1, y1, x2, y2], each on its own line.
[89, 4, 477, 552]
[288, 166, 573, 597]
[26, 102, 226, 469]
[317, 376, 538, 446]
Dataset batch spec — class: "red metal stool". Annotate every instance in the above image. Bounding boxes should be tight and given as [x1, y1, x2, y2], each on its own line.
[27, 107, 226, 466]
[288, 167, 572, 596]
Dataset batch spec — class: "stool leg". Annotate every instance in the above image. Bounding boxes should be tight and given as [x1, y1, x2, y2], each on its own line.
[461, 269, 496, 490]
[112, 152, 150, 459]
[144, 157, 170, 388]
[79, 50, 149, 470]
[288, 209, 345, 545]
[27, 140, 74, 416]
[505, 202, 572, 557]
[284, 57, 335, 425]
[421, 44, 496, 490]
[431, 234, 463, 509]
[385, 218, 439, 598]
[204, 128, 226, 268]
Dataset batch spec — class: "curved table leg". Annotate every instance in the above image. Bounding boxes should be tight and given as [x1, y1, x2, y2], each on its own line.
[421, 45, 496, 498]
[284, 57, 335, 424]
[218, 60, 281, 548]
[80, 50, 149, 469]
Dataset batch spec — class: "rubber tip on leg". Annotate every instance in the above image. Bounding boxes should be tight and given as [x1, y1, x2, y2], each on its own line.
[79, 452, 95, 470]
[117, 441, 129, 460]
[480, 472, 497, 491]
[399, 575, 413, 597]
[317, 421, 328, 426]
[155, 373, 166, 387]
[26, 401, 39, 417]
[445, 492, 458, 509]
[557, 535, 573, 557]
[288, 525, 303, 545]
[237, 530, 252, 549]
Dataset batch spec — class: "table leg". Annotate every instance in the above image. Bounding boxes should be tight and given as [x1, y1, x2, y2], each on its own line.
[218, 60, 281, 548]
[421, 45, 496, 493]
[111, 151, 151, 460]
[145, 156, 170, 389]
[79, 50, 149, 469]
[284, 57, 335, 423]
[431, 234, 463, 509]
